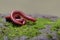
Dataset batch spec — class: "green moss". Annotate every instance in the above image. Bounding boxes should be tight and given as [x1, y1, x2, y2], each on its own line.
[0, 18, 3, 23]
[47, 34, 53, 39]
[50, 19, 60, 40]
[57, 30, 60, 40]
[57, 30, 60, 35]
[0, 18, 52, 40]
[51, 19, 60, 31]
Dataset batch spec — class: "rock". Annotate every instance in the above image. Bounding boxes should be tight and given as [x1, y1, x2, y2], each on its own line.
[13, 37, 19, 40]
[0, 14, 59, 40]
[50, 16, 58, 22]
[19, 36, 28, 40]
[51, 31, 58, 40]
[2, 18, 6, 23]
[52, 38, 57, 40]
[29, 34, 48, 40]
[4, 36, 8, 40]
[0, 23, 4, 27]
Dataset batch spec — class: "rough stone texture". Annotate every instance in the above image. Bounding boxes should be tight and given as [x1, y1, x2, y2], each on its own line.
[4, 36, 8, 40]
[13, 37, 19, 40]
[26, 14, 58, 40]
[19, 36, 28, 40]
[29, 34, 48, 40]
[29, 24, 58, 40]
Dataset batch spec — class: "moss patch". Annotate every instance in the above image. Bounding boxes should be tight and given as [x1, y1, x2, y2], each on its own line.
[0, 18, 52, 40]
[51, 19, 60, 31]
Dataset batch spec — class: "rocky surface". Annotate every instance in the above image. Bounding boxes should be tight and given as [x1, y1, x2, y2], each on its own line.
[28, 14, 59, 40]
[0, 14, 59, 40]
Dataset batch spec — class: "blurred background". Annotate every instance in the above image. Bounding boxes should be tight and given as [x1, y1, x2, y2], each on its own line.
[0, 0, 60, 17]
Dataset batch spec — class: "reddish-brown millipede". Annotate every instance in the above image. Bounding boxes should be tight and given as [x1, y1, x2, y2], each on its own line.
[5, 10, 36, 25]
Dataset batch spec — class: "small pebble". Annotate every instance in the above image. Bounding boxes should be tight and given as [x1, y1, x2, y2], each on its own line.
[19, 36, 28, 40]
